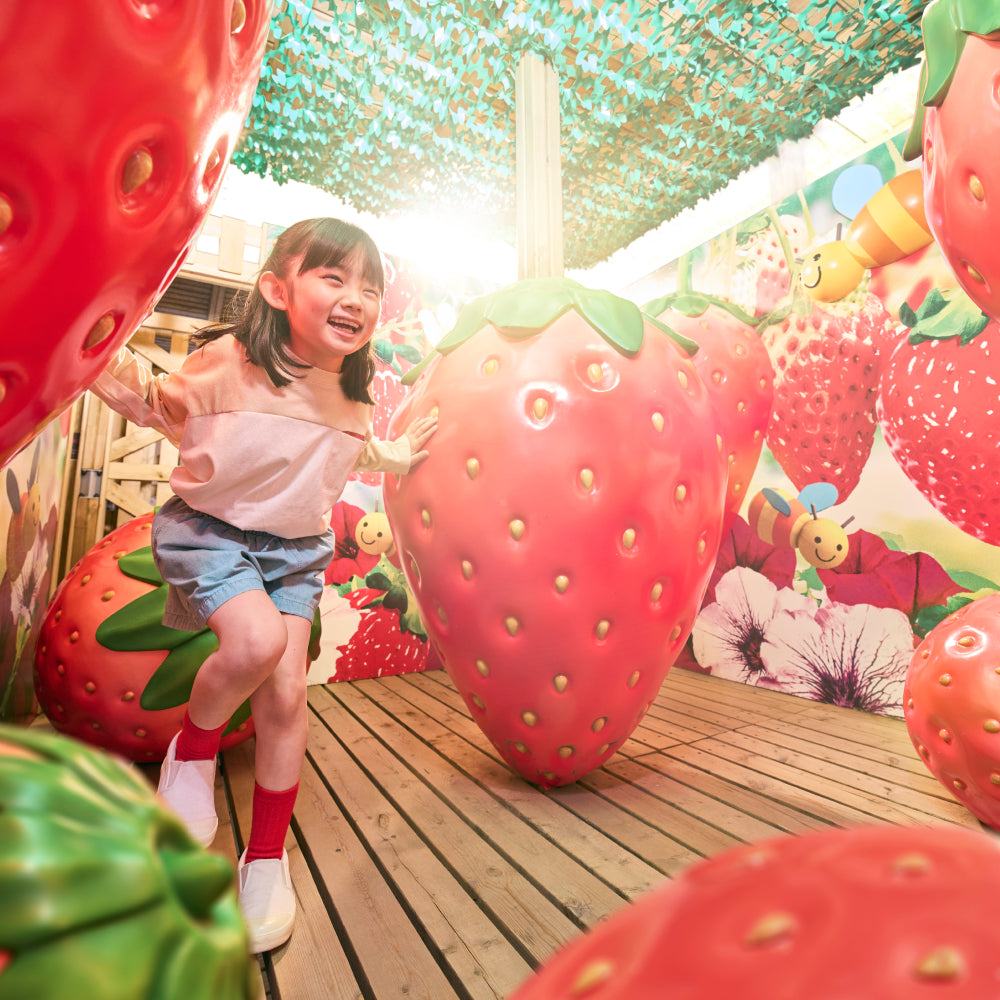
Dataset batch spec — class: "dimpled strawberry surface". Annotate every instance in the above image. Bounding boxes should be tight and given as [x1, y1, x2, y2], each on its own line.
[0, 1, 271, 467]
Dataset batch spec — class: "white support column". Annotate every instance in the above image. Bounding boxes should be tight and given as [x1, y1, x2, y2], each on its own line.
[515, 51, 564, 280]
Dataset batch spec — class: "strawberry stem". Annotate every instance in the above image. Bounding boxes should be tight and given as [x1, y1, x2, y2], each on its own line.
[766, 206, 797, 278]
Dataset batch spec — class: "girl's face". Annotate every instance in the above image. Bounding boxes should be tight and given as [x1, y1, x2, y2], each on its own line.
[270, 250, 382, 372]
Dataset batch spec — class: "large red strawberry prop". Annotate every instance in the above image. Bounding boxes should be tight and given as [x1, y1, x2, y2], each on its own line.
[34, 514, 255, 761]
[877, 289, 1000, 546]
[904, 591, 1000, 829]
[0, 0, 271, 467]
[0, 724, 255, 999]
[645, 291, 774, 532]
[904, 2, 1000, 321]
[508, 824, 1000, 998]
[761, 299, 880, 499]
[383, 279, 727, 788]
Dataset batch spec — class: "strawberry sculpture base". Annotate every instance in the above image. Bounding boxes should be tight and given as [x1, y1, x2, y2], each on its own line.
[383, 279, 727, 788]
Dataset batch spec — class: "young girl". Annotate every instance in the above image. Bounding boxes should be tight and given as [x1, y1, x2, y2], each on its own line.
[90, 218, 436, 954]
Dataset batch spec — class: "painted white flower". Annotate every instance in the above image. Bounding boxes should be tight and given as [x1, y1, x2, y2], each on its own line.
[762, 602, 913, 717]
[692, 566, 816, 686]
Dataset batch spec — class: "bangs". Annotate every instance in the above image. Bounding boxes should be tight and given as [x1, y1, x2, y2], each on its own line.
[296, 219, 385, 293]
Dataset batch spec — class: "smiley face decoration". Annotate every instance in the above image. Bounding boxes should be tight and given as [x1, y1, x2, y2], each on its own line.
[748, 483, 854, 569]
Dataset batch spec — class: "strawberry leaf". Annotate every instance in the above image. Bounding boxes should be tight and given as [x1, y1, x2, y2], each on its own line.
[382, 585, 409, 612]
[643, 315, 699, 356]
[116, 546, 163, 587]
[900, 287, 990, 345]
[403, 278, 653, 384]
[140, 630, 219, 709]
[96, 589, 200, 652]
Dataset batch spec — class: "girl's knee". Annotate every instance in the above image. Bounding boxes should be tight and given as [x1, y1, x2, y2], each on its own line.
[216, 615, 287, 670]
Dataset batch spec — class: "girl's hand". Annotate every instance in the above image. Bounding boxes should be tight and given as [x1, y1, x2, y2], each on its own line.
[403, 413, 438, 469]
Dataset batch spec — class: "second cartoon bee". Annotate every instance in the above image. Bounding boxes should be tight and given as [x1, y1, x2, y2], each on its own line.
[748, 482, 855, 569]
[798, 169, 933, 302]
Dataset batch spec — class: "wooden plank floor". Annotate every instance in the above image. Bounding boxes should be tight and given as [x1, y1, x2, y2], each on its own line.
[218, 667, 980, 1000]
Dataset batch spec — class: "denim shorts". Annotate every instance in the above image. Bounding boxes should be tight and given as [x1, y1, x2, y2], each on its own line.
[151, 496, 335, 632]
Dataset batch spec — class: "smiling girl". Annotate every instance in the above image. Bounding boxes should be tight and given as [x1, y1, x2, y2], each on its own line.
[90, 218, 436, 953]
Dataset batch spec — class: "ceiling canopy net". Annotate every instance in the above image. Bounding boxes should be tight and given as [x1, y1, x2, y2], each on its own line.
[233, 0, 931, 270]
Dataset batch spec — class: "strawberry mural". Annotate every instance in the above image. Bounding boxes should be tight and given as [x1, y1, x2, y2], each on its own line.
[0, 724, 254, 999]
[760, 298, 881, 499]
[904, 1, 1000, 321]
[904, 591, 1000, 829]
[0, 0, 271, 467]
[508, 824, 1000, 998]
[383, 278, 727, 788]
[34, 514, 256, 761]
[877, 290, 1000, 547]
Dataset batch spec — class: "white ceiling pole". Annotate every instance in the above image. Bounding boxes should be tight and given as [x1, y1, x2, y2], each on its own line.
[515, 51, 564, 280]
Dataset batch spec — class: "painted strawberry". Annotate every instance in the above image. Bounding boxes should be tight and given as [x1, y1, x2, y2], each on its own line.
[332, 585, 429, 682]
[0, 725, 254, 999]
[877, 289, 1000, 546]
[34, 514, 255, 761]
[761, 300, 880, 499]
[730, 213, 810, 316]
[508, 824, 1000, 998]
[904, 591, 1000, 829]
[645, 291, 774, 532]
[383, 278, 727, 788]
[0, 0, 271, 467]
[904, 1, 1000, 320]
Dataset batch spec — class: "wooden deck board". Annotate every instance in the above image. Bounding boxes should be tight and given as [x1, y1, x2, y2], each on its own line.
[218, 667, 982, 1000]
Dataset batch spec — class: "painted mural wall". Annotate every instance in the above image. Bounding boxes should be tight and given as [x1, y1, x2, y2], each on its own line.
[655, 133, 998, 718]
[0, 418, 68, 723]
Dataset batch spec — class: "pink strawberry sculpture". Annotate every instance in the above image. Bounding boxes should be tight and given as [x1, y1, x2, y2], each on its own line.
[645, 291, 774, 533]
[904, 1, 1000, 321]
[904, 591, 1000, 830]
[383, 279, 727, 787]
[34, 514, 256, 761]
[0, 0, 271, 467]
[878, 289, 1000, 547]
[508, 824, 1000, 998]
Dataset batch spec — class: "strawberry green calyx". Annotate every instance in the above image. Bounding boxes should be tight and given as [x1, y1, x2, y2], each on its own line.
[402, 278, 697, 385]
[904, 0, 1000, 159]
[96, 546, 271, 736]
[0, 725, 254, 999]
[900, 287, 991, 345]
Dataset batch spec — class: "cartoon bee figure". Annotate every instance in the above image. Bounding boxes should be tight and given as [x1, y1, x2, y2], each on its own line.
[355, 510, 396, 560]
[799, 169, 933, 302]
[748, 482, 855, 569]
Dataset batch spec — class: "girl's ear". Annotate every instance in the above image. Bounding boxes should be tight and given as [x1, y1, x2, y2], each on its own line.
[258, 271, 288, 310]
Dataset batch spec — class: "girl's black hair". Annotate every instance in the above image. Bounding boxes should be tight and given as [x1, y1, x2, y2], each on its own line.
[195, 218, 384, 403]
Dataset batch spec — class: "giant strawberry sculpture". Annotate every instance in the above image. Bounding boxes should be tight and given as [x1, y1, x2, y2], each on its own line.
[904, 0, 1000, 321]
[644, 291, 774, 533]
[383, 279, 727, 787]
[877, 290, 1000, 547]
[34, 514, 255, 761]
[0, 724, 254, 999]
[508, 825, 1000, 998]
[904, 591, 1000, 830]
[0, 0, 271, 467]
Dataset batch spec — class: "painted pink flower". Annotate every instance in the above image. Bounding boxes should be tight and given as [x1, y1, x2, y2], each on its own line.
[324, 501, 380, 585]
[762, 601, 914, 717]
[704, 515, 797, 605]
[815, 529, 962, 622]
[692, 567, 816, 686]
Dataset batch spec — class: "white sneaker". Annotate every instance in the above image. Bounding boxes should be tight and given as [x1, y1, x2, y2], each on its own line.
[157, 732, 218, 846]
[238, 849, 295, 953]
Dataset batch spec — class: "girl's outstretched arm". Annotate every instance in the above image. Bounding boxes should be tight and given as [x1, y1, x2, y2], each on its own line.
[403, 413, 437, 469]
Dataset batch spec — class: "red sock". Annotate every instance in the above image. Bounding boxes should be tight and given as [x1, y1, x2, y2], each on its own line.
[244, 782, 299, 862]
[174, 710, 227, 762]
